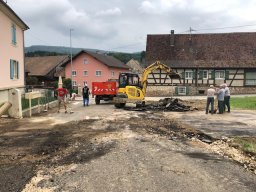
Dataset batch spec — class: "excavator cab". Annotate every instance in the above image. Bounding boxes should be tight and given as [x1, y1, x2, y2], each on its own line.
[118, 73, 140, 88]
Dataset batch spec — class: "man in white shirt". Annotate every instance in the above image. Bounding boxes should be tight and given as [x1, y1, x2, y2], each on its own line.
[223, 84, 231, 112]
[206, 85, 216, 114]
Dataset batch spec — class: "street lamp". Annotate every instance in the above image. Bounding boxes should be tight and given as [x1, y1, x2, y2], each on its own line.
[70, 28, 74, 90]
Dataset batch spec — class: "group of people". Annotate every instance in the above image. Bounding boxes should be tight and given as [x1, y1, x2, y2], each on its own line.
[55, 83, 90, 113]
[206, 84, 230, 114]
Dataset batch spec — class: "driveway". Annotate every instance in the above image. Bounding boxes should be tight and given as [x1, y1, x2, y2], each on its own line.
[167, 110, 256, 139]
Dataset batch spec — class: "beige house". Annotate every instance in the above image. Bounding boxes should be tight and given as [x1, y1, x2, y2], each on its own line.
[126, 59, 144, 74]
[0, 1, 29, 116]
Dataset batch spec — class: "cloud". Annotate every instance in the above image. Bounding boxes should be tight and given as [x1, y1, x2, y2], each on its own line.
[8, 0, 256, 52]
[95, 7, 122, 16]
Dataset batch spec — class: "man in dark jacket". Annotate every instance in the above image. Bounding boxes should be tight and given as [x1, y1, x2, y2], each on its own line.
[82, 84, 90, 106]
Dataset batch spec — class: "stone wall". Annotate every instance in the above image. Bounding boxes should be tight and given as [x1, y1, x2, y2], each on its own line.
[146, 85, 256, 96]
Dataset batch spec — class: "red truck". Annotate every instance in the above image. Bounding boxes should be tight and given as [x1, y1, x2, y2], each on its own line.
[92, 82, 117, 104]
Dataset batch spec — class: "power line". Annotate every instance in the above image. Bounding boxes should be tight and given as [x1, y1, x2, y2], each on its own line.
[179, 23, 256, 33]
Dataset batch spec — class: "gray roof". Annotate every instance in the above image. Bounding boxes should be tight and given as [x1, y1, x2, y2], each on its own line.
[62, 50, 130, 69]
[146, 32, 256, 69]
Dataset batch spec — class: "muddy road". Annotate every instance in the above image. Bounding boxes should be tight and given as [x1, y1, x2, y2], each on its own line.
[0, 100, 256, 192]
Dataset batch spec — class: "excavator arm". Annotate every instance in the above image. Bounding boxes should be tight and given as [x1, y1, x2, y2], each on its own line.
[114, 61, 180, 108]
[140, 61, 180, 95]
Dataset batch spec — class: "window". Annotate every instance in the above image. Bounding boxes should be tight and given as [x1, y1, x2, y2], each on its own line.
[72, 81, 77, 86]
[83, 81, 87, 86]
[185, 71, 193, 79]
[84, 59, 88, 64]
[215, 70, 225, 79]
[11, 24, 16, 45]
[203, 70, 208, 79]
[178, 86, 186, 95]
[96, 70, 102, 76]
[72, 70, 77, 76]
[83, 71, 88, 76]
[10, 59, 19, 79]
[245, 71, 256, 86]
[111, 71, 115, 77]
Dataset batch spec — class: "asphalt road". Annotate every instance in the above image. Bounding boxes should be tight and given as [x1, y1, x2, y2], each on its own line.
[1, 97, 255, 192]
[23, 127, 256, 192]
[21, 98, 255, 192]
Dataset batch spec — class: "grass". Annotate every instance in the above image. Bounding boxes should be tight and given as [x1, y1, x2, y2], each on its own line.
[231, 96, 256, 110]
[232, 137, 256, 155]
[21, 97, 56, 110]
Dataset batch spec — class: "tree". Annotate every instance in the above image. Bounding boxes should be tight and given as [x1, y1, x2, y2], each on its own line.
[26, 76, 38, 85]
[63, 78, 72, 90]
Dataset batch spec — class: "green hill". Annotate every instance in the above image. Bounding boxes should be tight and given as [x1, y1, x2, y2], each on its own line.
[25, 45, 145, 64]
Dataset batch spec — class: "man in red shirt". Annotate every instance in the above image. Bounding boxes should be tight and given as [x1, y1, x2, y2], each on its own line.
[56, 86, 68, 113]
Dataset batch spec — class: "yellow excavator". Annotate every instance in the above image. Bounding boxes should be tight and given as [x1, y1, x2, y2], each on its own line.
[114, 61, 180, 108]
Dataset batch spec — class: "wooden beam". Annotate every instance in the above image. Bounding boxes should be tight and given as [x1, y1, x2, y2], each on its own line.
[229, 69, 239, 86]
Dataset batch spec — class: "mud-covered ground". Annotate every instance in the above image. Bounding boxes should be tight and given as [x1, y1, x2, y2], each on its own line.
[0, 99, 256, 191]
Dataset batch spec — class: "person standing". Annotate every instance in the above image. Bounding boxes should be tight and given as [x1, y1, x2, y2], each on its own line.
[82, 83, 90, 106]
[223, 84, 231, 112]
[217, 85, 225, 114]
[56, 86, 68, 113]
[206, 85, 216, 114]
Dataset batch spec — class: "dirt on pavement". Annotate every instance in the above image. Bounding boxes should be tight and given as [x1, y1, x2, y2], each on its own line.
[0, 98, 256, 191]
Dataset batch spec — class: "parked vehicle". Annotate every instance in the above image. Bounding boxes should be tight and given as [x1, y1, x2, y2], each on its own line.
[92, 82, 117, 104]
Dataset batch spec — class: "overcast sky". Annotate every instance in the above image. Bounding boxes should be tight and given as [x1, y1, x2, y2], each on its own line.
[8, 0, 256, 52]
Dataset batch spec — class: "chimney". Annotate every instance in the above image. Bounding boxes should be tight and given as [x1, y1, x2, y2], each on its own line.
[170, 30, 175, 47]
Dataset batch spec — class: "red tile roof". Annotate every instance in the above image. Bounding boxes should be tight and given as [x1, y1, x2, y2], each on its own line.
[146, 32, 256, 68]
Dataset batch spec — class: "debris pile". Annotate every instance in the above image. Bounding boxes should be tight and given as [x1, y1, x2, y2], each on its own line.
[147, 98, 197, 112]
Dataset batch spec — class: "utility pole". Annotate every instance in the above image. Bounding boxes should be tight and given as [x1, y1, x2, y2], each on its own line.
[70, 28, 74, 90]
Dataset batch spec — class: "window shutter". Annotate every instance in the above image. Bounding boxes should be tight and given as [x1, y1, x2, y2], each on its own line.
[175, 87, 178, 95]
[225, 70, 229, 80]
[10, 60, 14, 79]
[193, 71, 196, 79]
[211, 70, 215, 79]
[186, 86, 190, 95]
[14, 25, 16, 44]
[198, 70, 203, 79]
[17, 62, 19, 79]
[12, 24, 16, 44]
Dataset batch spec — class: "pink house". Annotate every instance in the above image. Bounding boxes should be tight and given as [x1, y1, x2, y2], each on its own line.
[62, 50, 130, 89]
[0, 1, 28, 107]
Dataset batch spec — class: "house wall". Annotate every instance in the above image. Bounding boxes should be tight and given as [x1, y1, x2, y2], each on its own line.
[147, 68, 247, 87]
[0, 9, 25, 103]
[65, 52, 129, 89]
[145, 68, 256, 95]
[146, 85, 256, 97]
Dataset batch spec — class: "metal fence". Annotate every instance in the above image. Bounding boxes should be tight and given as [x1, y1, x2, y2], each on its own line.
[21, 88, 56, 110]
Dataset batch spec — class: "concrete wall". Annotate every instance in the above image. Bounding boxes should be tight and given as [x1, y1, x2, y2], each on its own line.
[22, 100, 58, 117]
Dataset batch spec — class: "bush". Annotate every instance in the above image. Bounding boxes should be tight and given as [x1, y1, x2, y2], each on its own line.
[26, 76, 38, 85]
